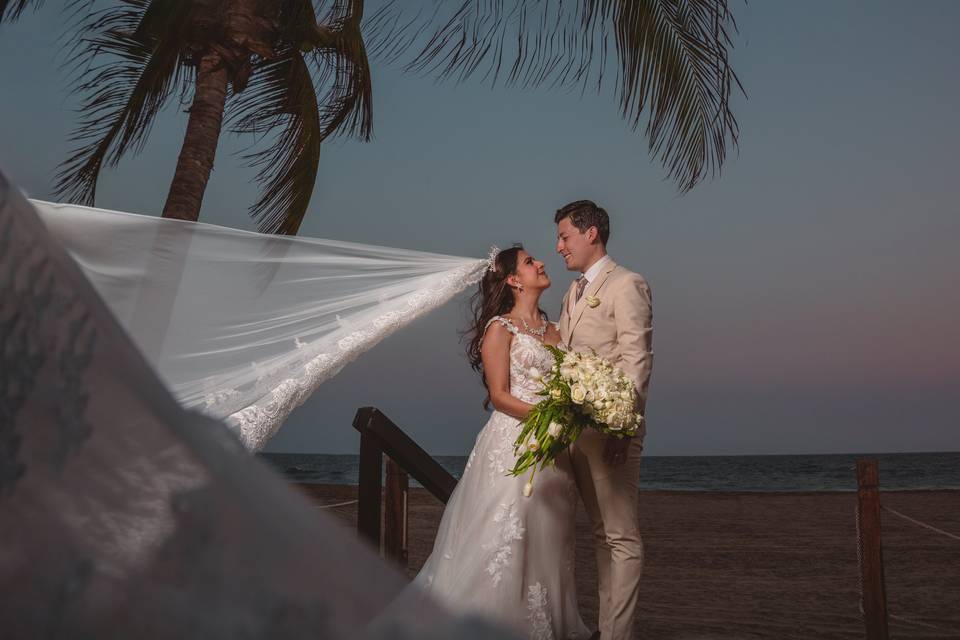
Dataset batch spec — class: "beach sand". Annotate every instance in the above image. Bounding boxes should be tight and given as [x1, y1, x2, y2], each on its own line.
[295, 485, 960, 639]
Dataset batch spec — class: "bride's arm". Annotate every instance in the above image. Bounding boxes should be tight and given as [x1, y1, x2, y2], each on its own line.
[481, 323, 534, 420]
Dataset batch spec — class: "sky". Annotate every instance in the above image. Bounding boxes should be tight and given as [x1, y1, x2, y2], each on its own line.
[1, 1, 958, 456]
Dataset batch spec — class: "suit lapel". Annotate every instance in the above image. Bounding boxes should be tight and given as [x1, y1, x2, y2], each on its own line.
[559, 278, 577, 342]
[567, 260, 617, 342]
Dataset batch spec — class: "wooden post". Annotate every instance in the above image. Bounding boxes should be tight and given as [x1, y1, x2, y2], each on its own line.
[357, 431, 382, 549]
[352, 406, 459, 563]
[384, 457, 409, 567]
[856, 459, 889, 640]
[352, 408, 456, 503]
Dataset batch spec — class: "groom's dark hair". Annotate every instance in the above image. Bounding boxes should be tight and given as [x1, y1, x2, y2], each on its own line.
[554, 200, 610, 246]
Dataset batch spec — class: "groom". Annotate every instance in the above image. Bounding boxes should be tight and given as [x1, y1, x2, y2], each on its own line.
[556, 200, 653, 640]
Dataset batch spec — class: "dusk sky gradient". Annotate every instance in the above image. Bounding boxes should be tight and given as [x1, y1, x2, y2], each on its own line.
[2, 1, 957, 456]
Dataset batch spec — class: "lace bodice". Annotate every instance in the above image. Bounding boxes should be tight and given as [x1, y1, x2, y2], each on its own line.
[484, 316, 555, 404]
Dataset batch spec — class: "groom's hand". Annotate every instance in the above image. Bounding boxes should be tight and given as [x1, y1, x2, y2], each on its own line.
[603, 436, 632, 467]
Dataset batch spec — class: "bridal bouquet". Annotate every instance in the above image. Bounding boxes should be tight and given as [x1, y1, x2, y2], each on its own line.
[511, 346, 643, 496]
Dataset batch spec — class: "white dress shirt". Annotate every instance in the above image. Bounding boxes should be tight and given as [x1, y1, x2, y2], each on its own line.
[569, 254, 613, 315]
[582, 254, 613, 284]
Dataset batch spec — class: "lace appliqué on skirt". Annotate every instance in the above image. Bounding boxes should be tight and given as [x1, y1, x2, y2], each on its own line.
[482, 500, 525, 586]
[527, 583, 554, 640]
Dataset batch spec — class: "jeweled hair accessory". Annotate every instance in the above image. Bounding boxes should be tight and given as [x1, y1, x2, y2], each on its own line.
[486, 245, 501, 273]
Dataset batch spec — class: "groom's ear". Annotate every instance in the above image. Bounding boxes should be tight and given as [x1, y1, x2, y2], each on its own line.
[586, 225, 599, 244]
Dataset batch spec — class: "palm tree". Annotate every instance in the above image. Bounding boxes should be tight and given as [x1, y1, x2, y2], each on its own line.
[2, 0, 741, 235]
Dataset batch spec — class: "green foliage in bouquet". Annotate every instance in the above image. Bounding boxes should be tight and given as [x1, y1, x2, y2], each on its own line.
[510, 345, 643, 496]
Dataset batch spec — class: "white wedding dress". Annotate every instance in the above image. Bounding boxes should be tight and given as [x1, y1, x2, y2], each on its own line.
[414, 317, 590, 640]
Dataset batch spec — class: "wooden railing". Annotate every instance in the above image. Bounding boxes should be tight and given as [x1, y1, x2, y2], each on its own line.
[352, 407, 457, 568]
[347, 432, 921, 636]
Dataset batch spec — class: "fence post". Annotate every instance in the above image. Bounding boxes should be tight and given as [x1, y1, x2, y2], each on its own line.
[384, 457, 409, 568]
[357, 431, 382, 549]
[856, 459, 889, 640]
[352, 406, 459, 563]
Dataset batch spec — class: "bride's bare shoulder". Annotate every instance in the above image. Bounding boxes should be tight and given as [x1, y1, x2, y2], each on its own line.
[481, 316, 516, 346]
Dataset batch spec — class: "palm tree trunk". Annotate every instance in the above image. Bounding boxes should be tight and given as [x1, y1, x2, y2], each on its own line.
[161, 50, 229, 221]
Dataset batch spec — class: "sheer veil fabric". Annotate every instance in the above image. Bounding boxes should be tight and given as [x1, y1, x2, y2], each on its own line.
[32, 200, 487, 450]
[0, 173, 516, 639]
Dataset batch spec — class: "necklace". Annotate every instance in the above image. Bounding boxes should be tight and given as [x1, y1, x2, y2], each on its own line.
[520, 317, 547, 341]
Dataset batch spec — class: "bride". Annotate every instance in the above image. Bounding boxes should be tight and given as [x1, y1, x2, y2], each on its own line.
[414, 245, 590, 640]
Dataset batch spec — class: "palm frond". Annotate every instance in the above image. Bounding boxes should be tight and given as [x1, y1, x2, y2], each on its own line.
[307, 0, 373, 141]
[366, 0, 741, 192]
[613, 1, 741, 190]
[226, 0, 372, 234]
[1, 0, 92, 26]
[54, 0, 192, 205]
[228, 47, 322, 235]
[0, 0, 39, 23]
[366, 2, 606, 91]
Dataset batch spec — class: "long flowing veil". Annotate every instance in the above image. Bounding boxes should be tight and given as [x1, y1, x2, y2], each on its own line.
[0, 173, 514, 638]
[32, 200, 487, 450]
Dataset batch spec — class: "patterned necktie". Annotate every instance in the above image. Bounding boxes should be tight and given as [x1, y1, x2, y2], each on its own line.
[575, 276, 588, 303]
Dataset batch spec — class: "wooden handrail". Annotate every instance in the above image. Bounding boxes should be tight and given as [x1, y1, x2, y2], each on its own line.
[352, 406, 458, 565]
[353, 407, 457, 501]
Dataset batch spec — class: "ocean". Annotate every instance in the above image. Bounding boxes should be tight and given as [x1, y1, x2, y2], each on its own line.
[258, 451, 960, 492]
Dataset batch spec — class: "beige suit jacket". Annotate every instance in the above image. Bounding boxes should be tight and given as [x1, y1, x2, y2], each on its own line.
[558, 259, 653, 436]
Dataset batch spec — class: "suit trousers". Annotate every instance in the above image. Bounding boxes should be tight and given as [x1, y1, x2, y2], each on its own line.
[570, 430, 644, 639]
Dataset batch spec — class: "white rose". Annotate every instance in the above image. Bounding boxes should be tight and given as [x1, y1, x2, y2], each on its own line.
[550, 387, 563, 400]
[527, 438, 540, 452]
[570, 384, 587, 404]
[523, 482, 534, 497]
[547, 422, 564, 438]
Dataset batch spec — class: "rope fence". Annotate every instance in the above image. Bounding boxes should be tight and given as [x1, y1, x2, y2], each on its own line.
[881, 505, 960, 543]
[855, 459, 960, 639]
[881, 503, 959, 632]
[315, 499, 359, 510]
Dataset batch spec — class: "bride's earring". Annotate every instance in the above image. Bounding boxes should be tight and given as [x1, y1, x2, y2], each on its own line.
[517, 282, 524, 292]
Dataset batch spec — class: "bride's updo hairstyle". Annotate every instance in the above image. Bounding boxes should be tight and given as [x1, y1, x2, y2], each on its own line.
[464, 245, 522, 407]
